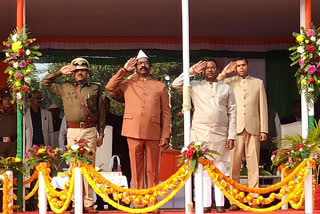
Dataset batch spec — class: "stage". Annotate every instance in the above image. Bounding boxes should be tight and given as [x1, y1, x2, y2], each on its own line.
[13, 209, 320, 214]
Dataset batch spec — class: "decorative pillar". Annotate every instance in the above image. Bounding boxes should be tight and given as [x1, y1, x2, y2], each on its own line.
[16, 0, 25, 211]
[181, 0, 192, 213]
[194, 164, 203, 214]
[38, 170, 47, 214]
[74, 167, 83, 214]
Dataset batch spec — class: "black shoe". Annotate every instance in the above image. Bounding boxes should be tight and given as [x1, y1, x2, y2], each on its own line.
[204, 207, 211, 213]
[216, 206, 225, 213]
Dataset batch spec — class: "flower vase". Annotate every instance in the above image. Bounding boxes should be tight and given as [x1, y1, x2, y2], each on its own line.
[315, 185, 320, 210]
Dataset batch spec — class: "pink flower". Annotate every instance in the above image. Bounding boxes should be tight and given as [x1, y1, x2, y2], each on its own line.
[299, 59, 305, 67]
[288, 157, 294, 164]
[7, 44, 12, 49]
[19, 60, 27, 68]
[49, 153, 56, 158]
[178, 112, 184, 117]
[27, 59, 33, 64]
[308, 65, 316, 75]
[306, 29, 316, 37]
[15, 73, 23, 79]
[200, 146, 209, 153]
[317, 62, 320, 68]
[77, 140, 88, 147]
[11, 55, 17, 60]
[25, 153, 29, 159]
[307, 45, 315, 53]
[186, 148, 195, 158]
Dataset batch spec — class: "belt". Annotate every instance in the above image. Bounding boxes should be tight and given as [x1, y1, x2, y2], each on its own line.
[67, 122, 96, 129]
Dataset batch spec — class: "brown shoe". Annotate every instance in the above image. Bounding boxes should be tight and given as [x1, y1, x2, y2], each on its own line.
[216, 206, 225, 213]
[84, 206, 98, 213]
[229, 204, 240, 211]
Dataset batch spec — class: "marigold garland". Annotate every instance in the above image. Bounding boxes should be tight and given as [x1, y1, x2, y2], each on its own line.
[2, 173, 13, 214]
[207, 164, 311, 212]
[81, 166, 192, 213]
[199, 157, 315, 194]
[23, 178, 39, 200]
[38, 164, 74, 214]
[23, 170, 38, 185]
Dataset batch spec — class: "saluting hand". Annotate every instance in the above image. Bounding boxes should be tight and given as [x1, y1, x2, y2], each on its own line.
[60, 65, 76, 75]
[124, 58, 137, 72]
[221, 61, 237, 76]
[192, 61, 207, 74]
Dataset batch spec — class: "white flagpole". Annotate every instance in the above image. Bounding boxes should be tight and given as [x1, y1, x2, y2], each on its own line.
[181, 0, 192, 213]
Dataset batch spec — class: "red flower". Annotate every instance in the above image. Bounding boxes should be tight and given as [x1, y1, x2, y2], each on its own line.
[18, 49, 25, 56]
[12, 88, 19, 93]
[314, 56, 320, 62]
[300, 70, 305, 75]
[15, 73, 23, 79]
[309, 78, 315, 84]
[317, 69, 320, 76]
[7, 44, 12, 48]
[25, 41, 30, 45]
[178, 112, 184, 117]
[307, 45, 315, 53]
[297, 144, 304, 150]
[27, 59, 33, 64]
[35, 153, 40, 157]
[186, 148, 195, 158]
[308, 58, 313, 63]
[22, 85, 29, 93]
[7, 157, 12, 162]
[89, 151, 93, 156]
[78, 147, 86, 154]
[7, 62, 13, 67]
[49, 153, 56, 158]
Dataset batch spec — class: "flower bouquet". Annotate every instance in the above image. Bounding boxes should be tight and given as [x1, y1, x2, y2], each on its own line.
[179, 141, 220, 173]
[2, 27, 42, 108]
[289, 24, 320, 105]
[26, 145, 59, 169]
[61, 139, 95, 164]
[272, 120, 320, 177]
[0, 156, 26, 175]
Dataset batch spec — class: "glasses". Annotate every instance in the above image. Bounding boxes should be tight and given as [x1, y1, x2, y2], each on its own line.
[136, 61, 150, 66]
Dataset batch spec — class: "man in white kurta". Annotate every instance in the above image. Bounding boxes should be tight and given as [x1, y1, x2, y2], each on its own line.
[172, 60, 237, 213]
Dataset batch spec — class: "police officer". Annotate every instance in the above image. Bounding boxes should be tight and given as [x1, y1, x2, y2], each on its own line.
[41, 58, 105, 213]
[0, 88, 17, 157]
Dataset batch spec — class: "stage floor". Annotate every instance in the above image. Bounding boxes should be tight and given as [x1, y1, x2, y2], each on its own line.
[14, 209, 320, 214]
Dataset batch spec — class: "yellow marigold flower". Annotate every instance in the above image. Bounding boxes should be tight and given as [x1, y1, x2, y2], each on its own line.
[301, 79, 307, 85]
[38, 148, 46, 154]
[305, 39, 309, 44]
[11, 41, 23, 53]
[296, 35, 304, 42]
[15, 81, 21, 87]
[317, 80, 320, 85]
[25, 68, 32, 74]
[8, 70, 14, 76]
[14, 157, 22, 162]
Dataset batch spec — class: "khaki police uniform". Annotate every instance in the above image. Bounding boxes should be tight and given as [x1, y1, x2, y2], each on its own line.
[41, 58, 105, 208]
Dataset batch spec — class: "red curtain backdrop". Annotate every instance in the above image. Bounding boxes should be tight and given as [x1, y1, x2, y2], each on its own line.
[0, 61, 8, 89]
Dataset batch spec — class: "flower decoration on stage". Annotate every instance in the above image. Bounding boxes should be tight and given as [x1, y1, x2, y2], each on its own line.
[2, 27, 42, 109]
[25, 145, 59, 169]
[62, 139, 95, 164]
[178, 141, 219, 173]
[0, 156, 26, 175]
[289, 24, 320, 105]
[272, 120, 320, 173]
